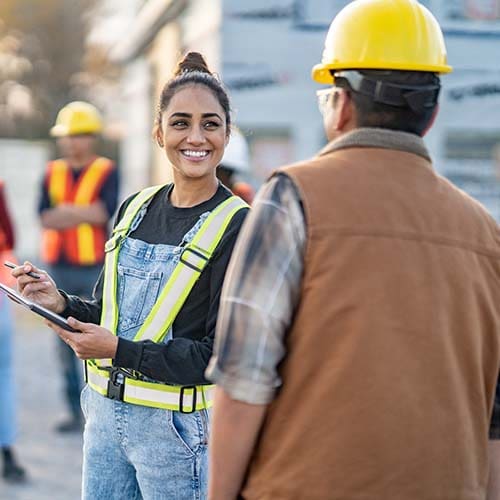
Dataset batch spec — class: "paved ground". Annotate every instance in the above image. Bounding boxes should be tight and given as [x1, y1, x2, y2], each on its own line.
[0, 308, 83, 500]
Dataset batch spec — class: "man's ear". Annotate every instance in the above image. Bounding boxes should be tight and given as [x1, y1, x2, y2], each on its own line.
[422, 104, 439, 137]
[334, 90, 353, 131]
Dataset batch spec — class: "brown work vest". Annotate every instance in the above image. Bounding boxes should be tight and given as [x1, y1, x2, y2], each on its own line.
[242, 135, 500, 499]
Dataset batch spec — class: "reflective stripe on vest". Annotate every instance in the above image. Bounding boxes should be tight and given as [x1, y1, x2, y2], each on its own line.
[86, 363, 215, 412]
[41, 157, 113, 265]
[42, 160, 70, 263]
[73, 159, 112, 264]
[88, 188, 247, 410]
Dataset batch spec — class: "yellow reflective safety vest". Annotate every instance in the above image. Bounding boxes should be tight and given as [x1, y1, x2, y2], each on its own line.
[85, 185, 248, 412]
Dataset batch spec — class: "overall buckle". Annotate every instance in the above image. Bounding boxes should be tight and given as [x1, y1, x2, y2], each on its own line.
[104, 234, 123, 253]
[180, 247, 209, 273]
[179, 386, 197, 413]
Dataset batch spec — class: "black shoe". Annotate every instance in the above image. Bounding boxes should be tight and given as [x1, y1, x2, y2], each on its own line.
[55, 416, 84, 433]
[2, 448, 27, 484]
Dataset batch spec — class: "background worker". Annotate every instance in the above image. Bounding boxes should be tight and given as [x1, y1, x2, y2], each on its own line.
[206, 1, 500, 499]
[217, 127, 255, 204]
[37, 101, 119, 432]
[13, 52, 248, 499]
[0, 179, 26, 483]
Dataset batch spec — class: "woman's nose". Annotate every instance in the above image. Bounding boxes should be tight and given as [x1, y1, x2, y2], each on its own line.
[186, 126, 205, 145]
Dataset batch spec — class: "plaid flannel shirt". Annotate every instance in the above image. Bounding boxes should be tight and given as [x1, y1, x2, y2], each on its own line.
[206, 155, 500, 439]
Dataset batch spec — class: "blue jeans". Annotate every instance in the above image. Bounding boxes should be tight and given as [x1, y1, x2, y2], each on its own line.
[0, 294, 16, 447]
[81, 386, 210, 500]
[82, 213, 211, 499]
[49, 263, 101, 418]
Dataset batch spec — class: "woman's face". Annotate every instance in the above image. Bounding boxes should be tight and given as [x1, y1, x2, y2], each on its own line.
[157, 85, 228, 181]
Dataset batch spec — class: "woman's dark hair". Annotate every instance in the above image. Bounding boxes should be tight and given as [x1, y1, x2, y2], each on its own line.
[153, 52, 231, 137]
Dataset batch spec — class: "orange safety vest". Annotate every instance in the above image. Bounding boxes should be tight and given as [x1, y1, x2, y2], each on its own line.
[41, 157, 114, 266]
[232, 181, 255, 205]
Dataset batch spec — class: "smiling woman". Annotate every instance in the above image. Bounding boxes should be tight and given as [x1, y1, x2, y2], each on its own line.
[153, 53, 231, 205]
[11, 52, 249, 500]
[159, 88, 228, 190]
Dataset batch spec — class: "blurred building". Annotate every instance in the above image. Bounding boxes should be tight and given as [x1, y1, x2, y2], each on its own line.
[0, 139, 49, 260]
[427, 0, 500, 221]
[110, 0, 500, 220]
[109, 0, 221, 194]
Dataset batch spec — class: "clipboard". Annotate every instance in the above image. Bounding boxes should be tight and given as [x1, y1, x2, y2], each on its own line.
[0, 282, 79, 333]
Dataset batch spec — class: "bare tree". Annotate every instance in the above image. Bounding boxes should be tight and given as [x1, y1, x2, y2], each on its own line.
[0, 0, 118, 139]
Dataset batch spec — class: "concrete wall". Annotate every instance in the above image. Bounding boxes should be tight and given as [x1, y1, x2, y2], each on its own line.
[119, 58, 154, 198]
[221, 0, 500, 219]
[221, 1, 330, 179]
[149, 22, 183, 185]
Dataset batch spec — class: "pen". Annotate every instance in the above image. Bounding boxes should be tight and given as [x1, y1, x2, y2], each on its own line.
[4, 261, 41, 280]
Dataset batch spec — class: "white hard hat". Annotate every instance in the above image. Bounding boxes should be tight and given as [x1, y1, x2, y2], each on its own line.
[221, 127, 250, 174]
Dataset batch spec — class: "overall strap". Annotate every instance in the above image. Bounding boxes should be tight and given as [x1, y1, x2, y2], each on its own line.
[97, 185, 165, 366]
[95, 194, 246, 369]
[133, 195, 247, 343]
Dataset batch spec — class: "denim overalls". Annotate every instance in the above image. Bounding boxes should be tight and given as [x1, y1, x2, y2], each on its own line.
[81, 208, 211, 500]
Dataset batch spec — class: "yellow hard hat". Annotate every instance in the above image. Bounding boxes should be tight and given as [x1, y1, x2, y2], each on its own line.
[50, 101, 103, 137]
[312, 0, 452, 85]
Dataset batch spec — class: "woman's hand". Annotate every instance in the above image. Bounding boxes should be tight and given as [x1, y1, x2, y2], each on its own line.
[11, 261, 66, 313]
[46, 317, 119, 360]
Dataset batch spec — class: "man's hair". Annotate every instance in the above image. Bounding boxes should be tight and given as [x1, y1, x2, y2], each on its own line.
[337, 70, 440, 136]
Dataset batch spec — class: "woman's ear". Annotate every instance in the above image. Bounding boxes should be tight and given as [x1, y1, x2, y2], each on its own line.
[154, 124, 164, 148]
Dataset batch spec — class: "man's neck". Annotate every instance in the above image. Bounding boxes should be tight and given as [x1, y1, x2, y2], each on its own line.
[66, 154, 96, 170]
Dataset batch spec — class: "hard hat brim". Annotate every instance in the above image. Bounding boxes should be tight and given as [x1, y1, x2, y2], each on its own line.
[50, 124, 102, 137]
[50, 124, 69, 137]
[312, 61, 453, 85]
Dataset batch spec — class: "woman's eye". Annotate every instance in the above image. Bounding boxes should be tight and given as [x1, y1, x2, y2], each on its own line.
[204, 121, 220, 130]
[170, 120, 188, 128]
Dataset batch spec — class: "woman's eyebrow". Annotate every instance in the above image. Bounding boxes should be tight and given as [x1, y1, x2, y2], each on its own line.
[202, 113, 223, 120]
[168, 112, 222, 120]
[169, 112, 191, 118]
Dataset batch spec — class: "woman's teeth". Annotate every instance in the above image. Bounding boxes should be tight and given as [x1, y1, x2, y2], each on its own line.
[183, 150, 209, 158]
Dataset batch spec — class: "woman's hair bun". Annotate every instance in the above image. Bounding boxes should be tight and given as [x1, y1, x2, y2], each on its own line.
[174, 52, 212, 77]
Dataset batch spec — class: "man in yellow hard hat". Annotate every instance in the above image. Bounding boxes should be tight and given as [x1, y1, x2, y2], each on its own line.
[37, 101, 119, 433]
[206, 1, 500, 498]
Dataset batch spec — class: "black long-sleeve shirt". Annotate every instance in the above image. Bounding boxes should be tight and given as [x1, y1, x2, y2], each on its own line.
[60, 183, 248, 385]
